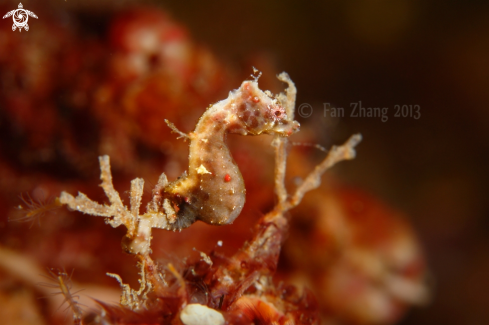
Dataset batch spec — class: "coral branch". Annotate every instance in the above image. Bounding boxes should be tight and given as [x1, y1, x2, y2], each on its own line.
[277, 72, 297, 120]
[99, 155, 124, 208]
[130, 178, 144, 219]
[285, 133, 362, 210]
[59, 192, 115, 218]
[59, 155, 138, 238]
[272, 136, 289, 205]
[107, 261, 151, 310]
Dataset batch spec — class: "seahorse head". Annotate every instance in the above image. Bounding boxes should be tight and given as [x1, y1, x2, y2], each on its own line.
[228, 80, 300, 136]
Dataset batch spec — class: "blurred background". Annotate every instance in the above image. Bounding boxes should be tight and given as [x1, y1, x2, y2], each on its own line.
[0, 0, 488, 324]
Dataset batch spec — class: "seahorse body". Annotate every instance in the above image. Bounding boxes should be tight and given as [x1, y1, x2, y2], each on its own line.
[155, 77, 299, 230]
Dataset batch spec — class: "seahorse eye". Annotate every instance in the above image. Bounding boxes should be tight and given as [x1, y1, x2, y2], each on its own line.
[269, 105, 287, 122]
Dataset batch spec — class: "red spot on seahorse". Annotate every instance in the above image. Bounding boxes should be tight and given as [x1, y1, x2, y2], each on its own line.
[224, 174, 231, 182]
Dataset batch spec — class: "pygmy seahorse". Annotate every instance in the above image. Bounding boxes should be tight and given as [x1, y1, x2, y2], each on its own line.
[148, 72, 300, 230]
[56, 72, 300, 255]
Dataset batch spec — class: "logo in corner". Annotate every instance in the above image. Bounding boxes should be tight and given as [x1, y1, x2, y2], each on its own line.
[3, 3, 38, 32]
